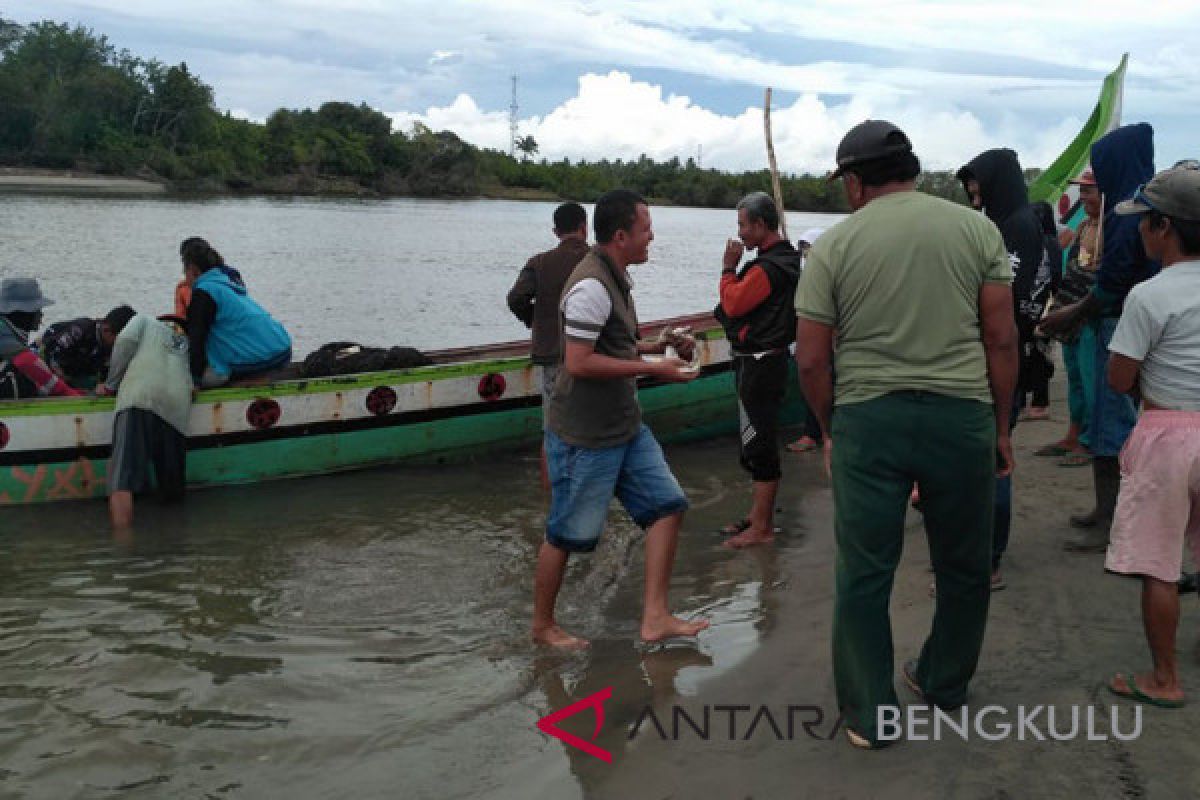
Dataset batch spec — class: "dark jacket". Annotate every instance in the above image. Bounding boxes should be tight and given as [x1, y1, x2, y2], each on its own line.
[507, 237, 590, 365]
[959, 149, 1048, 339]
[41, 317, 106, 384]
[1089, 123, 1157, 315]
[714, 240, 802, 353]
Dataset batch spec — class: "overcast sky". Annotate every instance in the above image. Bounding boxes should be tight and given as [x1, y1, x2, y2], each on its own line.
[7, 1, 1196, 173]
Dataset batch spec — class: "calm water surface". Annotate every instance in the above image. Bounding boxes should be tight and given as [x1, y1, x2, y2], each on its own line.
[0, 195, 841, 798]
[0, 194, 843, 354]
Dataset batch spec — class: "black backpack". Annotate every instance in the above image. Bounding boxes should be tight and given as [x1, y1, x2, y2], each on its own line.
[301, 341, 432, 378]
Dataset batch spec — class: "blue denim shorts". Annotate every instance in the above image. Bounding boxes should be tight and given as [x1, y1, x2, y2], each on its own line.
[544, 425, 689, 553]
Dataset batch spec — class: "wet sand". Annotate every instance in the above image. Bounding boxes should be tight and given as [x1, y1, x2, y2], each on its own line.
[529, 374, 1198, 800]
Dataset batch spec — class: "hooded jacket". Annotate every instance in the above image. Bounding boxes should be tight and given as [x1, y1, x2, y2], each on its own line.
[190, 268, 291, 379]
[958, 148, 1049, 339]
[1089, 123, 1157, 315]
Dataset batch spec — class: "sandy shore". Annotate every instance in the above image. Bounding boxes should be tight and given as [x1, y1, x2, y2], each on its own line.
[526, 373, 1196, 799]
[0, 168, 165, 194]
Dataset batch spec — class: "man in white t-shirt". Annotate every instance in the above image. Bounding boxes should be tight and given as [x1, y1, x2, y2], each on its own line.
[1103, 163, 1200, 708]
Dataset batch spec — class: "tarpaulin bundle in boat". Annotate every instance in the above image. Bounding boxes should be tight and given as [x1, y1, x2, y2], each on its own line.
[301, 342, 432, 377]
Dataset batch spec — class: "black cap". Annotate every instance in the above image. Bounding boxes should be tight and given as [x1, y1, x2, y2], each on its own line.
[829, 119, 913, 180]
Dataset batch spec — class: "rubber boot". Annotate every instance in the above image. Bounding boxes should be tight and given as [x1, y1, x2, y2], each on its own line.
[1064, 456, 1120, 553]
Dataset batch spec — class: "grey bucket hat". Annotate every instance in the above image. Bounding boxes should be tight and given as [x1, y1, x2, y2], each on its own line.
[0, 278, 55, 313]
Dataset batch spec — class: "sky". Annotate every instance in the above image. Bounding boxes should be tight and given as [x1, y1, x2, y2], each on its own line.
[6, 1, 1196, 174]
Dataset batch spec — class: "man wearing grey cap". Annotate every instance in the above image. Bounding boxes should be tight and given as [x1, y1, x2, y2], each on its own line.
[1101, 163, 1200, 708]
[0, 278, 83, 399]
[795, 120, 1018, 747]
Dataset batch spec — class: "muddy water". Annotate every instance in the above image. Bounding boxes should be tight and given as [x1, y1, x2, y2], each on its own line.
[0, 194, 843, 797]
[0, 433, 833, 799]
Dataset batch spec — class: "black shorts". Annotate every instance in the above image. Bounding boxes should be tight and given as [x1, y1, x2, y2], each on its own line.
[734, 351, 789, 482]
[109, 409, 187, 500]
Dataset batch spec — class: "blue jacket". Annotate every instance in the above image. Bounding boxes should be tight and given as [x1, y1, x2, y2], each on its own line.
[192, 269, 291, 377]
[1089, 123, 1158, 316]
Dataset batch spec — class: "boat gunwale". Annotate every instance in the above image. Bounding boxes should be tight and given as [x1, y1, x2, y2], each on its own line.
[0, 313, 726, 418]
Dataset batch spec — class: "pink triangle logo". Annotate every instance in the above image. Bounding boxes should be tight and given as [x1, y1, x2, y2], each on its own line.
[535, 686, 614, 763]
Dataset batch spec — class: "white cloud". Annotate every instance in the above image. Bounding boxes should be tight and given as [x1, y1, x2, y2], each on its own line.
[391, 71, 1087, 173]
[7, 1, 1197, 166]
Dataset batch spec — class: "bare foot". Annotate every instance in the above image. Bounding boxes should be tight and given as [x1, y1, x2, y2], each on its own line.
[640, 614, 710, 643]
[532, 623, 590, 650]
[723, 527, 775, 548]
[1109, 671, 1185, 706]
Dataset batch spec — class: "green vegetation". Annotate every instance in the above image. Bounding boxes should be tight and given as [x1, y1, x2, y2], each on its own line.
[0, 16, 984, 209]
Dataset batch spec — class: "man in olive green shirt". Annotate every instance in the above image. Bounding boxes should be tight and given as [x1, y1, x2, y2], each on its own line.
[794, 120, 1018, 748]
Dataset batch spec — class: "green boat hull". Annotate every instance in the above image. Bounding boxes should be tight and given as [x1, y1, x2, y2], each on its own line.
[0, 364, 807, 506]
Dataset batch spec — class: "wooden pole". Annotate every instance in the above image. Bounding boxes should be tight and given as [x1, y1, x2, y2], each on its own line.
[763, 87, 788, 241]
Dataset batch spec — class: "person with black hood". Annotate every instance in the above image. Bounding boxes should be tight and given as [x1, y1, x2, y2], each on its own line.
[1026, 201, 1063, 418]
[956, 148, 1052, 585]
[715, 191, 802, 547]
[1041, 123, 1157, 553]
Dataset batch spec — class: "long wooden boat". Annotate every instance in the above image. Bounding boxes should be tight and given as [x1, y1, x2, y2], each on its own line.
[0, 312, 808, 506]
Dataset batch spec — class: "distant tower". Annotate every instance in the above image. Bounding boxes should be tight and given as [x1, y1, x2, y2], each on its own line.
[697, 143, 702, 168]
[509, 75, 519, 157]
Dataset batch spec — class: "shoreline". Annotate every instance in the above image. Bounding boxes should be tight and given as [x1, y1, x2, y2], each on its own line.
[0, 166, 565, 202]
[0, 167, 682, 206]
[0, 168, 167, 195]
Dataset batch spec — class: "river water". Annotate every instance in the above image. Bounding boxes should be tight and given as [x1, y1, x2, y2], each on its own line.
[0, 195, 843, 799]
[0, 194, 843, 355]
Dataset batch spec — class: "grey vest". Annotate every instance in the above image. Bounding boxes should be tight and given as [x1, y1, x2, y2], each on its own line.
[546, 248, 642, 448]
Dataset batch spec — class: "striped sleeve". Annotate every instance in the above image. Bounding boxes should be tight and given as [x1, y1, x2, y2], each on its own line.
[560, 278, 612, 342]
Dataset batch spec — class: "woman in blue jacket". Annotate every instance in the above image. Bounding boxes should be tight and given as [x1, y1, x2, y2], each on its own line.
[180, 237, 292, 387]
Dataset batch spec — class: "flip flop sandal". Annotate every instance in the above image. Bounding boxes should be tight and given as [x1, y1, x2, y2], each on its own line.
[786, 438, 819, 453]
[1108, 672, 1186, 709]
[1034, 443, 1071, 457]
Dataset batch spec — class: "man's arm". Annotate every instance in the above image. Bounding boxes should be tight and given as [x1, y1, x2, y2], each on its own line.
[563, 339, 694, 382]
[980, 282, 1019, 476]
[187, 289, 217, 381]
[719, 266, 772, 318]
[506, 261, 537, 327]
[794, 319, 834, 439]
[9, 350, 82, 397]
[103, 317, 144, 392]
[1039, 290, 1100, 336]
[1107, 353, 1141, 395]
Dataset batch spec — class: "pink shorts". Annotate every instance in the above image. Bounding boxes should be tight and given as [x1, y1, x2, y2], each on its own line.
[1105, 411, 1200, 583]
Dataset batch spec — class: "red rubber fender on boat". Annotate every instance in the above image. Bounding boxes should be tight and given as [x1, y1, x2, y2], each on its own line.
[246, 398, 281, 429]
[366, 386, 398, 416]
[0, 420, 8, 449]
[478, 373, 506, 402]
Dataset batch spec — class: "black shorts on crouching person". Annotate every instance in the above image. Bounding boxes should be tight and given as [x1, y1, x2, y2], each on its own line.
[108, 409, 187, 500]
[734, 350, 789, 482]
